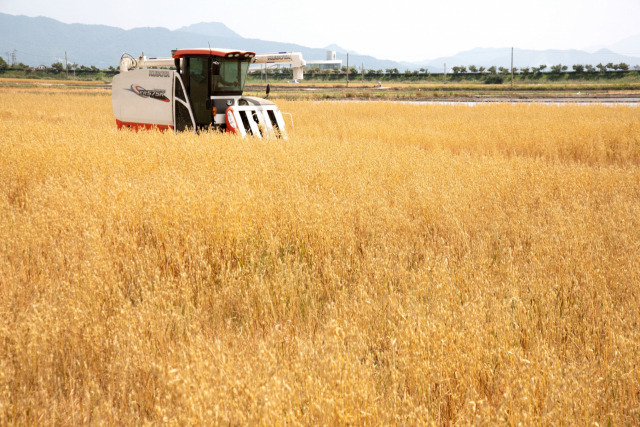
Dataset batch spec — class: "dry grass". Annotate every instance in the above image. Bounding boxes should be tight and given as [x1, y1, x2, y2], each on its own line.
[1, 89, 639, 425]
[0, 78, 108, 85]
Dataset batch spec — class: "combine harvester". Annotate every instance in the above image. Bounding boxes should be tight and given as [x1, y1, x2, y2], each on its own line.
[111, 48, 305, 137]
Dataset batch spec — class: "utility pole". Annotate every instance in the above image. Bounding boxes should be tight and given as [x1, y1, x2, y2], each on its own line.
[346, 53, 349, 87]
[510, 47, 514, 90]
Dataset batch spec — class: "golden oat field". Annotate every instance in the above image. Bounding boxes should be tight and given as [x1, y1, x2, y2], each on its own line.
[1, 88, 639, 425]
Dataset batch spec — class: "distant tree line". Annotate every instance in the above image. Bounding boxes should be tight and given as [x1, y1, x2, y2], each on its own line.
[0, 58, 119, 75]
[450, 62, 633, 75]
[1, 56, 638, 83]
[263, 66, 436, 81]
[42, 62, 119, 75]
[256, 61, 639, 84]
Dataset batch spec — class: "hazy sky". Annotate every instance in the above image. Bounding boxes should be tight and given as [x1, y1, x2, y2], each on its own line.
[1, 0, 639, 61]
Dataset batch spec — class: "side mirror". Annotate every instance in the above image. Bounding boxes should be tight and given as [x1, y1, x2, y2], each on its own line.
[211, 61, 220, 75]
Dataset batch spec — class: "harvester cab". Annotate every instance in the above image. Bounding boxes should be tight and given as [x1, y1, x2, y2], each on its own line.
[111, 48, 296, 138]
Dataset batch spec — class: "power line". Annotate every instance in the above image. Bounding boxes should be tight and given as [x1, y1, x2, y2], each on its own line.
[2, 49, 79, 65]
[7, 49, 57, 59]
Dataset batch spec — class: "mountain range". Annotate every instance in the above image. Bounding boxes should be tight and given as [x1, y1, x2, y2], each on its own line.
[1, 13, 639, 71]
[417, 46, 640, 72]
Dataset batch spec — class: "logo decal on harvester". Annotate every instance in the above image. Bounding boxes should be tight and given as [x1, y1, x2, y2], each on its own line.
[149, 70, 171, 78]
[128, 84, 169, 102]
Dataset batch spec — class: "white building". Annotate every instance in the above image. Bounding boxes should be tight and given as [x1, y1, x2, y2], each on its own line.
[306, 51, 343, 70]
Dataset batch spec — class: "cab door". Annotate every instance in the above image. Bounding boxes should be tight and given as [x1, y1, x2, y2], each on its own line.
[173, 73, 195, 132]
[186, 57, 212, 127]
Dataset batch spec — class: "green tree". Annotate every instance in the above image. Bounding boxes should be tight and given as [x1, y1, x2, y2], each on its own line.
[498, 66, 509, 74]
[596, 63, 607, 73]
[0, 56, 7, 71]
[487, 66, 497, 74]
[51, 61, 64, 73]
[618, 62, 629, 71]
[477, 66, 486, 73]
[572, 64, 584, 73]
[550, 64, 564, 73]
[468, 65, 478, 73]
[585, 64, 596, 73]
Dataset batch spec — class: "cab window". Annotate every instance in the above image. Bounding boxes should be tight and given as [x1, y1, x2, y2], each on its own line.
[212, 59, 249, 94]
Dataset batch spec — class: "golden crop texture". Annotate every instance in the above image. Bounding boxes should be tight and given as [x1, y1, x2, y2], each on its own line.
[1, 89, 639, 425]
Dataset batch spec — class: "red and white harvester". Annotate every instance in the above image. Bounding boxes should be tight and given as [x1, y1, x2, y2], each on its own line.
[112, 48, 305, 137]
